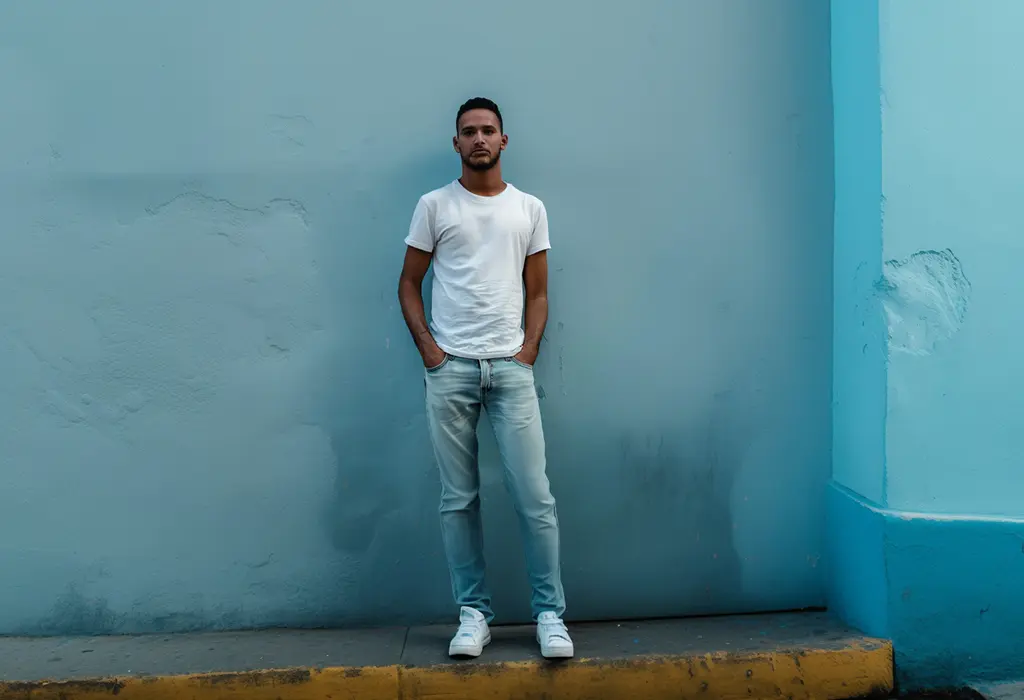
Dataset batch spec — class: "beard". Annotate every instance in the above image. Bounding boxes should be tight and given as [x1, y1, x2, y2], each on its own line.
[461, 149, 501, 172]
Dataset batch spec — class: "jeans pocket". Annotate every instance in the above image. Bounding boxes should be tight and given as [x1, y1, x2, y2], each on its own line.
[425, 354, 450, 373]
[509, 357, 534, 371]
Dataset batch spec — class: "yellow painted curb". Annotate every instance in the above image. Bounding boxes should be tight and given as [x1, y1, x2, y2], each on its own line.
[402, 642, 894, 700]
[0, 668, 400, 700]
[0, 641, 893, 700]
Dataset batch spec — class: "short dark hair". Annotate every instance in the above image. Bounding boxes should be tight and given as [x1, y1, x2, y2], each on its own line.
[456, 97, 503, 133]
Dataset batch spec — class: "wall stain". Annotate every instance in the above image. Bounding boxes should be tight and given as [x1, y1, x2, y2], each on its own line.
[561, 386, 750, 620]
[25, 585, 120, 636]
[14, 584, 259, 636]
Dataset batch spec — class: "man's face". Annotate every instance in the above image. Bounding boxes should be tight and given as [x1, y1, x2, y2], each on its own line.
[454, 109, 507, 172]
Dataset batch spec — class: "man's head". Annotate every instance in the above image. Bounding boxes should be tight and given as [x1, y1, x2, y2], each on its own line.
[454, 97, 507, 172]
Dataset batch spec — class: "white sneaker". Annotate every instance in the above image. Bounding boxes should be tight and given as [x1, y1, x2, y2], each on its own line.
[536, 611, 574, 658]
[448, 606, 491, 658]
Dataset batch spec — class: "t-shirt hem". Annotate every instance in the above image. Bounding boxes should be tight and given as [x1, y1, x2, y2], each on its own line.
[436, 341, 524, 361]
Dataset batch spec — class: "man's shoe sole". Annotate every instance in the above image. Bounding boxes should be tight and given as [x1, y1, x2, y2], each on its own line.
[540, 645, 574, 659]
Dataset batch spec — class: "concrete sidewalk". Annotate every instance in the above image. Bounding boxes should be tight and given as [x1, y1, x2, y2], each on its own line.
[0, 611, 892, 699]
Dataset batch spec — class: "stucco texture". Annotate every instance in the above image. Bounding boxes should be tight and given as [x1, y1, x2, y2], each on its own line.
[0, 0, 834, 634]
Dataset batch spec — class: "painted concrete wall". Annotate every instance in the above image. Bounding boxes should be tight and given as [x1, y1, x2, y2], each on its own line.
[880, 0, 1023, 517]
[829, 0, 1024, 688]
[830, 0, 886, 508]
[0, 1, 834, 635]
[881, 0, 1024, 686]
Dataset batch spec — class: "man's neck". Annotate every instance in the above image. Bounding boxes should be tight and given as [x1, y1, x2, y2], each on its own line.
[459, 167, 507, 197]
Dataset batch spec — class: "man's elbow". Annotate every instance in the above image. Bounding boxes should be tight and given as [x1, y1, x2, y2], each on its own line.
[398, 273, 421, 298]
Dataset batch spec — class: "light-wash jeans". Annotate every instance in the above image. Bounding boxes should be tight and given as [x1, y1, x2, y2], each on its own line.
[424, 354, 565, 623]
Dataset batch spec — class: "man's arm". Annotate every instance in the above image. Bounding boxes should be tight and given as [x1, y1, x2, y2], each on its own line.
[515, 250, 549, 366]
[398, 246, 446, 367]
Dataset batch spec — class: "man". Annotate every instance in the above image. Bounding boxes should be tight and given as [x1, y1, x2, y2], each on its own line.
[397, 97, 573, 660]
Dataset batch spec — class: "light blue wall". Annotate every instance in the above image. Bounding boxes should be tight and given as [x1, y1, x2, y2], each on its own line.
[830, 0, 887, 507]
[880, 0, 1024, 517]
[879, 0, 1024, 686]
[827, 0, 889, 641]
[0, 1, 834, 634]
[828, 0, 1024, 688]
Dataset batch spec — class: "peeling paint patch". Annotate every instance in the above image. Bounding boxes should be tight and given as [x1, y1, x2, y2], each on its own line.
[877, 249, 971, 356]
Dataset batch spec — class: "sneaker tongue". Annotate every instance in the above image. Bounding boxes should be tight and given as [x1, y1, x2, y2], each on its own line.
[460, 607, 482, 622]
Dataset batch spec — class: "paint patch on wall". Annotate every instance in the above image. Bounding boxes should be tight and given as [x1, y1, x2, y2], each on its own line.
[877, 249, 971, 356]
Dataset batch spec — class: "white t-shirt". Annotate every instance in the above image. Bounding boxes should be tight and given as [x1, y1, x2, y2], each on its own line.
[405, 179, 551, 360]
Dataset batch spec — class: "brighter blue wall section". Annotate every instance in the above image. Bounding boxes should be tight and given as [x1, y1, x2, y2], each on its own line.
[828, 0, 1024, 689]
[0, 1, 834, 635]
[879, 0, 1024, 687]
[880, 0, 1024, 517]
[830, 0, 886, 507]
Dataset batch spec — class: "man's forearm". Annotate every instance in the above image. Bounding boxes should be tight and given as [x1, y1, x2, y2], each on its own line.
[521, 294, 548, 353]
[398, 279, 438, 355]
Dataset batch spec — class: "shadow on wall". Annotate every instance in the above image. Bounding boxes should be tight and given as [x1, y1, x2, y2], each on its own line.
[309, 151, 458, 626]
[548, 378, 755, 622]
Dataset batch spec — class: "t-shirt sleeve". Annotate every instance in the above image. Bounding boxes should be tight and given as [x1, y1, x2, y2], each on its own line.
[527, 200, 551, 256]
[404, 196, 435, 252]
